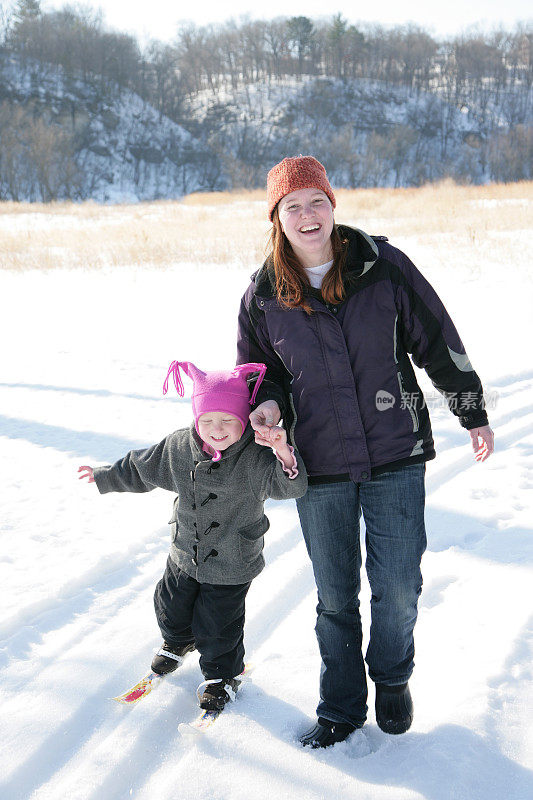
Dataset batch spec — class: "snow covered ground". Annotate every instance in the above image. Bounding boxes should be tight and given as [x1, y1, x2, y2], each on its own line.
[0, 214, 532, 799]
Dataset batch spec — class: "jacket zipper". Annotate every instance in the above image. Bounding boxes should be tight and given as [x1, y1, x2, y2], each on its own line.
[313, 308, 353, 471]
[397, 369, 419, 432]
[393, 313, 419, 433]
[272, 348, 298, 444]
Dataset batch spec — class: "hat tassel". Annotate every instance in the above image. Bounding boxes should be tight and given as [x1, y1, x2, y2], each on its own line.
[163, 361, 185, 397]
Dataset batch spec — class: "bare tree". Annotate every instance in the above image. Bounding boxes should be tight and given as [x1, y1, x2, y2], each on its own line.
[144, 41, 181, 121]
[488, 124, 532, 181]
[176, 24, 208, 94]
[28, 114, 83, 199]
[0, 101, 82, 199]
[264, 18, 289, 81]
[0, 103, 28, 200]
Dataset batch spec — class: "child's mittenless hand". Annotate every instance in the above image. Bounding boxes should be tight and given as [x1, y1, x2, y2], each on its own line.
[255, 426, 298, 475]
[254, 425, 287, 449]
[78, 465, 95, 483]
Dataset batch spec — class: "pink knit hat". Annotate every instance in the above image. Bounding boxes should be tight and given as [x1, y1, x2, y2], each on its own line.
[267, 156, 336, 221]
[163, 360, 267, 460]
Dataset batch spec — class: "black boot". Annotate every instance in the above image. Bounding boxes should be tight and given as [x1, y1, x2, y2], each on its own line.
[375, 682, 413, 734]
[198, 677, 241, 712]
[299, 717, 359, 748]
[151, 641, 195, 675]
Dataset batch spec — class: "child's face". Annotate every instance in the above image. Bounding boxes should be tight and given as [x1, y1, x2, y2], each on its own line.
[197, 412, 243, 451]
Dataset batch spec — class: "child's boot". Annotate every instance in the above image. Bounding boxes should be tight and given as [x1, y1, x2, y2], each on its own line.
[151, 641, 195, 675]
[197, 677, 241, 711]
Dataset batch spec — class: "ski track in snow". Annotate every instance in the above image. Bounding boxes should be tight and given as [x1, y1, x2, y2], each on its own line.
[0, 254, 532, 800]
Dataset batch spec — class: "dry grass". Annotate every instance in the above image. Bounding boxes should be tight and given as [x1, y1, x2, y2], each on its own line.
[336, 180, 532, 235]
[0, 181, 531, 271]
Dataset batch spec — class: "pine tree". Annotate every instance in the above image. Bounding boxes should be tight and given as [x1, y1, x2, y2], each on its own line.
[12, 0, 41, 27]
[287, 16, 315, 76]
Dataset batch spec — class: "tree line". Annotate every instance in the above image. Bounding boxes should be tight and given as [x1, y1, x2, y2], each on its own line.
[0, 0, 531, 200]
[2, 3, 530, 115]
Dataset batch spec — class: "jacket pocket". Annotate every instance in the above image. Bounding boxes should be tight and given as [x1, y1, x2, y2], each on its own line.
[168, 496, 179, 543]
[238, 514, 270, 563]
[168, 520, 179, 544]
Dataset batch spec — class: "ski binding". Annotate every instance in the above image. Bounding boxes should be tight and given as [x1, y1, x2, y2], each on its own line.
[178, 663, 254, 736]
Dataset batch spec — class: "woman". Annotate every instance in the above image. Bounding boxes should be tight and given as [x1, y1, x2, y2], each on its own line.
[236, 156, 494, 748]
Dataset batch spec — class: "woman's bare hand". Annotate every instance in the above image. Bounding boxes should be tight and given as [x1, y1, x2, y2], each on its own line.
[469, 425, 495, 462]
[249, 400, 281, 437]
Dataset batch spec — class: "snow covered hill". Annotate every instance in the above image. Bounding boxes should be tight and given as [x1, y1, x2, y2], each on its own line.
[2, 51, 530, 202]
[0, 201, 532, 799]
[186, 76, 502, 188]
[0, 53, 221, 201]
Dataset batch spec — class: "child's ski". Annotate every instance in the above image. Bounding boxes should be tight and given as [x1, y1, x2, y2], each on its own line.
[178, 708, 223, 736]
[178, 663, 254, 737]
[112, 670, 164, 705]
[112, 647, 194, 705]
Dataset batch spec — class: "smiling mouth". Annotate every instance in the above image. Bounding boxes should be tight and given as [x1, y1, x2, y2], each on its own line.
[211, 435, 229, 442]
[299, 224, 321, 233]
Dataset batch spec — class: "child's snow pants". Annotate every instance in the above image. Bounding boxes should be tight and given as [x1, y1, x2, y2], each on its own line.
[154, 556, 251, 680]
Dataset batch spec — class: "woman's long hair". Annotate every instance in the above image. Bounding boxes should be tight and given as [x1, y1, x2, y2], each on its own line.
[269, 207, 348, 313]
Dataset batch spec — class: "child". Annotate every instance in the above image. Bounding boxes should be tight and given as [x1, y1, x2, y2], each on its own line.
[78, 360, 307, 712]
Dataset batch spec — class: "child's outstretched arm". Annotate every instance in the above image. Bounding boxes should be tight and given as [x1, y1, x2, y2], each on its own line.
[82, 435, 179, 495]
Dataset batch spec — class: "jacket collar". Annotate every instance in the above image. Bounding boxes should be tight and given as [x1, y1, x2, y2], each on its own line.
[251, 225, 380, 300]
[189, 421, 255, 463]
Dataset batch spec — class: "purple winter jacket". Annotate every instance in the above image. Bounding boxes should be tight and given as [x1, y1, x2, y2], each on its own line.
[237, 225, 489, 483]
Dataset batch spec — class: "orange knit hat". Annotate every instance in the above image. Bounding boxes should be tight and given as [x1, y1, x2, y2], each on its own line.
[267, 156, 336, 221]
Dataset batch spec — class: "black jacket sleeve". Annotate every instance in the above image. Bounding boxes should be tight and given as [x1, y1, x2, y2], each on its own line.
[236, 283, 289, 418]
[394, 250, 489, 430]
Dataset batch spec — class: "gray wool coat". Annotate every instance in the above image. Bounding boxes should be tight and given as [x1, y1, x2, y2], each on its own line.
[93, 422, 307, 585]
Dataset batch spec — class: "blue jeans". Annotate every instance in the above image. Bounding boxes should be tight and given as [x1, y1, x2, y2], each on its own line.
[296, 465, 426, 727]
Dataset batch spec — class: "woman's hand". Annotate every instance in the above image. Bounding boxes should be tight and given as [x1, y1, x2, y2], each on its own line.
[249, 400, 281, 437]
[78, 465, 95, 483]
[469, 425, 494, 462]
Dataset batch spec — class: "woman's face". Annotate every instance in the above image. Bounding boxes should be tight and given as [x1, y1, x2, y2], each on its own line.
[277, 188, 334, 267]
